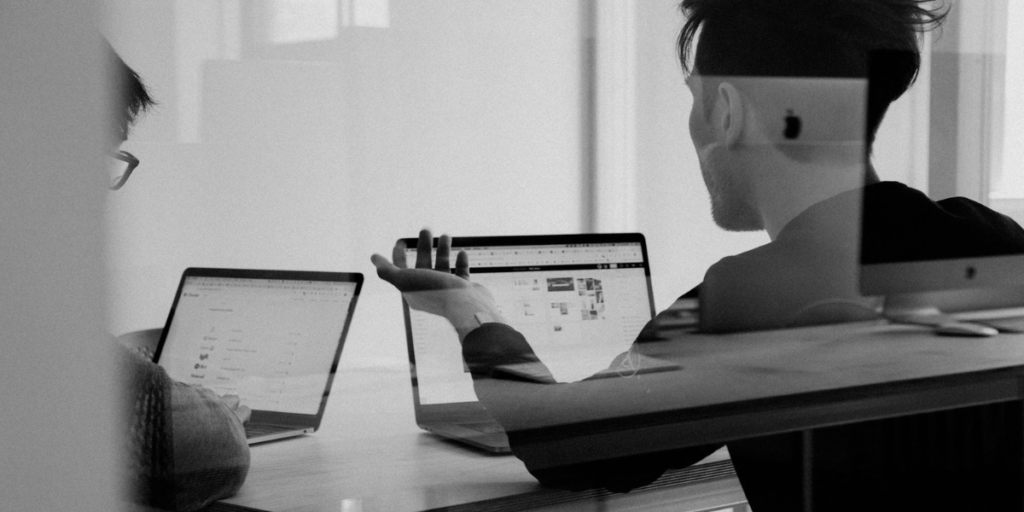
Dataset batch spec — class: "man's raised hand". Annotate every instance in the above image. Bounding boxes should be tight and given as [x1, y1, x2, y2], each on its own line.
[371, 229, 506, 342]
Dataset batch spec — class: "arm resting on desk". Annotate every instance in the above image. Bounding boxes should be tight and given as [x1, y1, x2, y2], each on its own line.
[462, 323, 721, 493]
[120, 346, 250, 511]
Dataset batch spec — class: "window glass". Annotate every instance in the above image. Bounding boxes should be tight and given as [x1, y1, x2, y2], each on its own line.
[991, 0, 1024, 198]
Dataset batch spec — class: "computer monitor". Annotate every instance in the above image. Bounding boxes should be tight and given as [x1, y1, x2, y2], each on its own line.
[859, 49, 1024, 319]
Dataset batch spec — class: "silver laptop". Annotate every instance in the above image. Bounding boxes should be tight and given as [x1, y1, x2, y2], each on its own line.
[155, 268, 363, 445]
[401, 234, 657, 453]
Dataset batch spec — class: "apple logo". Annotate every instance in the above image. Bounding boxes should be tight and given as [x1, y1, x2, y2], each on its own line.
[784, 109, 801, 140]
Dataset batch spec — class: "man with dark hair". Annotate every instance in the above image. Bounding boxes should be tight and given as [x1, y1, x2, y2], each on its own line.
[677, 0, 939, 150]
[105, 40, 251, 512]
[105, 38, 154, 145]
[373, 1, 1024, 510]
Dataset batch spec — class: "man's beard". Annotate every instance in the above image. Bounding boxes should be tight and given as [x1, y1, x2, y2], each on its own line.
[701, 159, 762, 232]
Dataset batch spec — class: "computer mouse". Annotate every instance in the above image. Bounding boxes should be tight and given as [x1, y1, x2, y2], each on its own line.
[934, 322, 999, 337]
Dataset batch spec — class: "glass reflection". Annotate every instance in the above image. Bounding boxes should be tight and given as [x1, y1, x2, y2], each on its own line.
[374, 69, 874, 495]
[105, 0, 1024, 511]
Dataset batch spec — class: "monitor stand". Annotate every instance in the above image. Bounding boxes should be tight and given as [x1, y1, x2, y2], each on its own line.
[881, 288, 1024, 336]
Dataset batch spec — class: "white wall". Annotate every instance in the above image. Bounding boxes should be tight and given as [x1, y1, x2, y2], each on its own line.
[104, 0, 585, 367]
[0, 2, 117, 511]
[994, 0, 1024, 197]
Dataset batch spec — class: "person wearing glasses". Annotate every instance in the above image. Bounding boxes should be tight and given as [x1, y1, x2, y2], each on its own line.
[108, 149, 139, 191]
[105, 40, 251, 512]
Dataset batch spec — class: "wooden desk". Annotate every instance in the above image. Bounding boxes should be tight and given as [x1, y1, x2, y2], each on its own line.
[110, 328, 743, 512]
[205, 361, 746, 512]
[504, 320, 1024, 464]
[480, 320, 1024, 511]
[129, 320, 1024, 511]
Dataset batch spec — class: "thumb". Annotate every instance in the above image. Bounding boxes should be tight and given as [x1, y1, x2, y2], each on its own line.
[237, 405, 251, 424]
[371, 253, 398, 281]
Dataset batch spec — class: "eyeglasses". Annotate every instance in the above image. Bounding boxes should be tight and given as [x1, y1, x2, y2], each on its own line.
[107, 150, 140, 190]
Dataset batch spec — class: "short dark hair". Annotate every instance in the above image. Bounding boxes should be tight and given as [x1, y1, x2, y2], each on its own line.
[677, 0, 947, 146]
[103, 39, 155, 141]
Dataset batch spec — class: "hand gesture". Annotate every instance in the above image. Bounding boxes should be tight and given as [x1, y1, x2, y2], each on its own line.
[219, 394, 251, 424]
[190, 385, 252, 424]
[371, 229, 506, 342]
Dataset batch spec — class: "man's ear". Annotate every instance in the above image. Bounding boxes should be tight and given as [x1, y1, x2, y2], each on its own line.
[717, 82, 745, 148]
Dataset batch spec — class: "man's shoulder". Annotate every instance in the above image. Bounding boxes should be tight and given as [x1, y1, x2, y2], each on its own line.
[866, 180, 1012, 225]
[863, 181, 1024, 262]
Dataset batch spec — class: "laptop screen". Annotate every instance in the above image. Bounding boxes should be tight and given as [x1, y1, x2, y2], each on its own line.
[157, 274, 358, 416]
[406, 236, 654, 403]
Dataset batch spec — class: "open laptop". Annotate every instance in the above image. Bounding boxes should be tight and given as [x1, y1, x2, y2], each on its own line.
[400, 233, 657, 453]
[154, 267, 363, 445]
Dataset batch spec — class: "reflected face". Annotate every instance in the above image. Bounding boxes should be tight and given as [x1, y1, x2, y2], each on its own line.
[686, 74, 762, 232]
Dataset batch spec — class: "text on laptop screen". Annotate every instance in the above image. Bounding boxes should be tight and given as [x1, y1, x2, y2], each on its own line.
[159, 276, 356, 415]
[407, 242, 652, 403]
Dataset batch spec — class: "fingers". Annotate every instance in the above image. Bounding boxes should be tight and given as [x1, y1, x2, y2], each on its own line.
[193, 385, 217, 400]
[237, 405, 251, 424]
[371, 253, 399, 282]
[374, 253, 430, 291]
[372, 253, 448, 291]
[219, 393, 250, 423]
[375, 229, 464, 290]
[455, 250, 471, 280]
[436, 234, 451, 272]
[416, 229, 433, 269]
[392, 239, 408, 269]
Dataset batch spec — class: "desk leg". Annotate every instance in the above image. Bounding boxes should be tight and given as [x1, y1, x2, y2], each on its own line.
[801, 429, 813, 512]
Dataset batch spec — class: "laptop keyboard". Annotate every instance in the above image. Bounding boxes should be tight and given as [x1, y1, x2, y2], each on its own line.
[244, 423, 295, 439]
[462, 422, 506, 435]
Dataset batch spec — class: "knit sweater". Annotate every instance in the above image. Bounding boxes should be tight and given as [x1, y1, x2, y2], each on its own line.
[119, 344, 250, 511]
